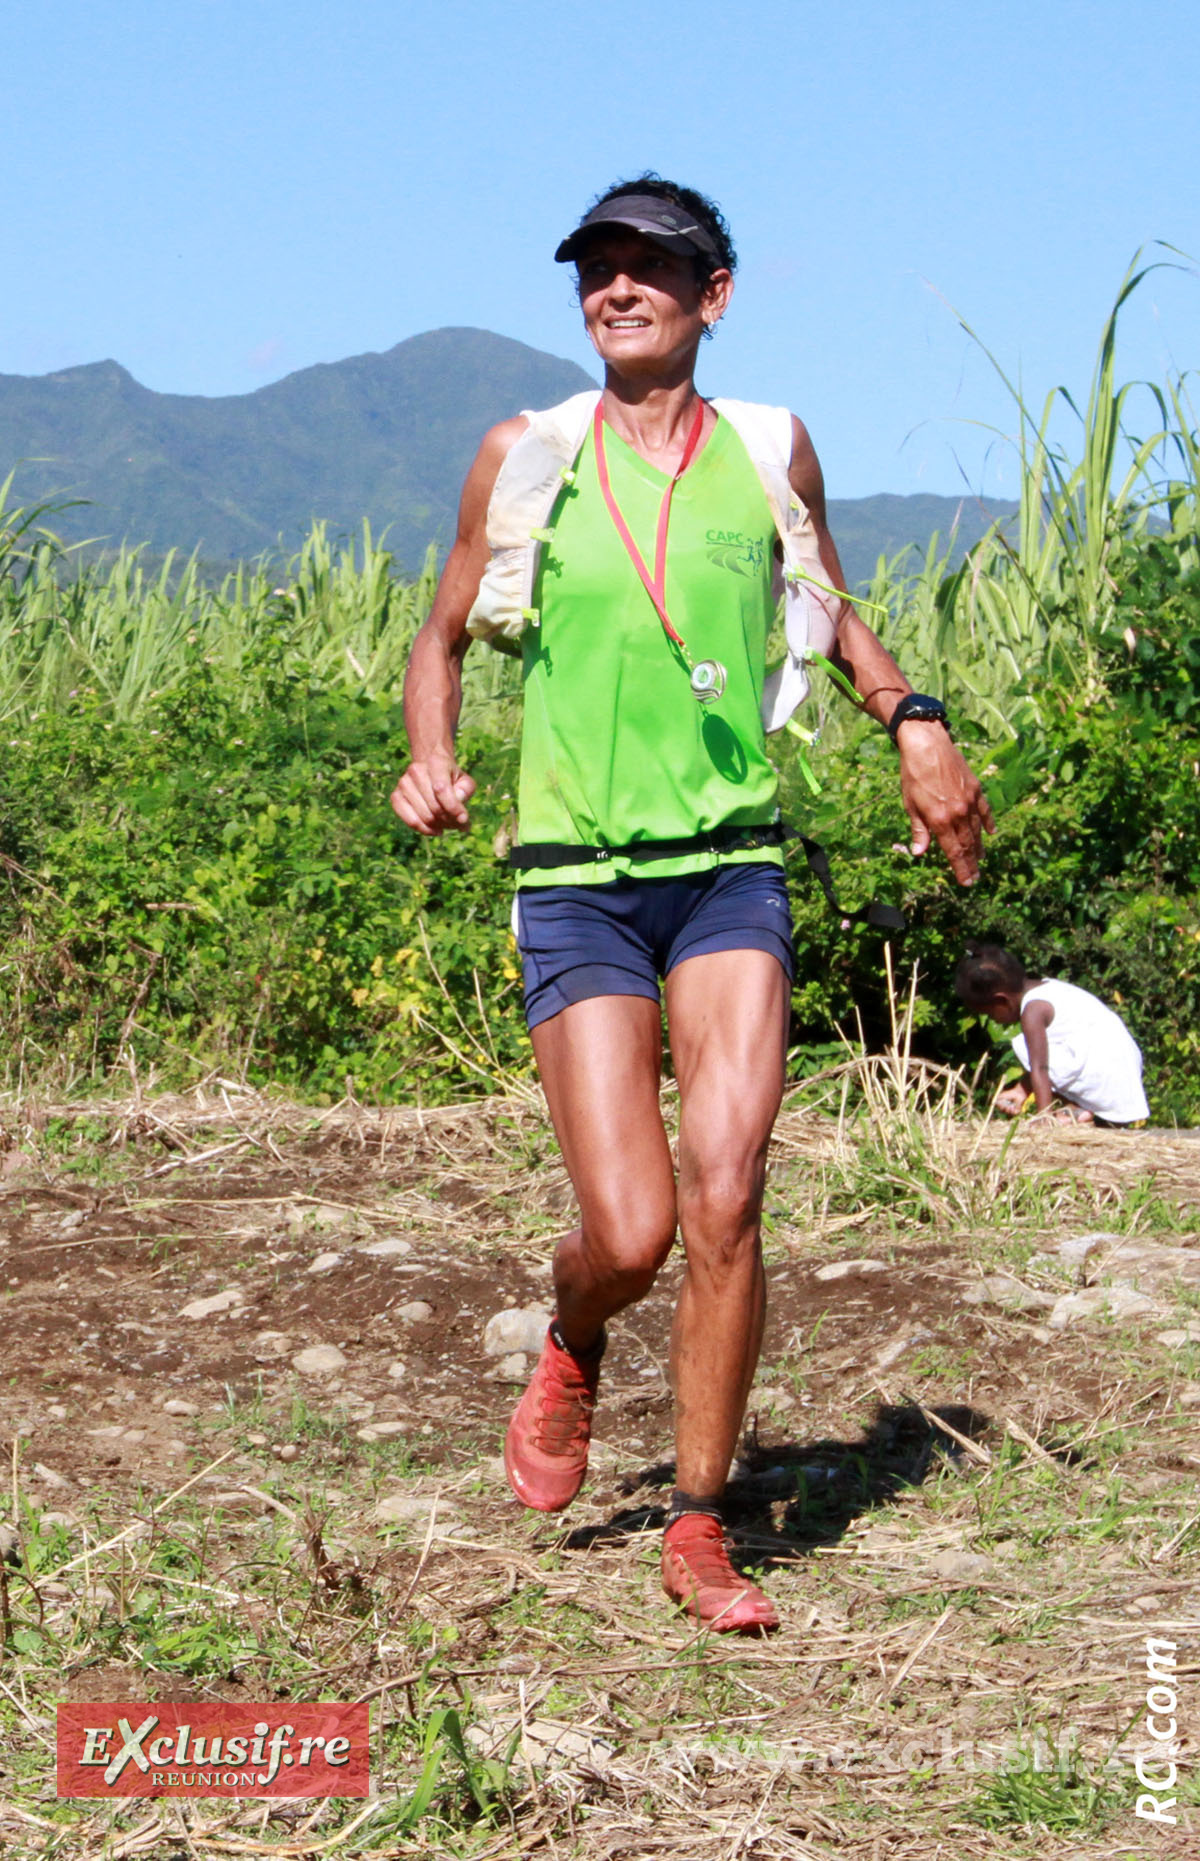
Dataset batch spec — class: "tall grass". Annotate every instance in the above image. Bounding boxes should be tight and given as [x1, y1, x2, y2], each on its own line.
[0, 496, 523, 729]
[2, 258, 1195, 749]
[823, 253, 1199, 748]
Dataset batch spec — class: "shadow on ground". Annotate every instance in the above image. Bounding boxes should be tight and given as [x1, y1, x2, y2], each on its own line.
[560, 1400, 994, 1566]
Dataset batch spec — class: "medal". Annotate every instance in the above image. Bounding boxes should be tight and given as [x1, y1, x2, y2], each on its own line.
[689, 659, 726, 703]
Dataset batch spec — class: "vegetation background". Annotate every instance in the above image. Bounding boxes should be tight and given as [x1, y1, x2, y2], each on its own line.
[1, 264, 1197, 1118]
[0, 327, 1017, 588]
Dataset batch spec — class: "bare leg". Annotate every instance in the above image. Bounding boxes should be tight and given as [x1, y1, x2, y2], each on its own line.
[664, 949, 789, 1497]
[532, 994, 679, 1351]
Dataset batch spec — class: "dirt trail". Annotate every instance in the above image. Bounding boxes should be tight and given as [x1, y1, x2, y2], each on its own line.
[1, 1092, 1198, 1858]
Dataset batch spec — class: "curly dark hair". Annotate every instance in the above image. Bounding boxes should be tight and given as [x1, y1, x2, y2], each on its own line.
[585, 172, 737, 283]
[954, 944, 1028, 1009]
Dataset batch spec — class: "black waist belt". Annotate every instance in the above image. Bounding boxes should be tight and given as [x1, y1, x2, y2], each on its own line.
[508, 823, 905, 932]
[507, 822, 788, 870]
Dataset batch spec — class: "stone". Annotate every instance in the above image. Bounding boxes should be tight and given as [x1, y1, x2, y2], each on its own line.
[929, 1549, 995, 1584]
[483, 1306, 552, 1358]
[1156, 1323, 1200, 1348]
[1058, 1232, 1121, 1267]
[494, 1352, 528, 1380]
[372, 1491, 460, 1530]
[466, 1714, 614, 1772]
[386, 1361, 406, 1381]
[307, 1251, 343, 1274]
[1109, 1244, 1200, 1289]
[396, 1300, 434, 1324]
[814, 1258, 889, 1282]
[58, 1210, 86, 1233]
[252, 1331, 294, 1362]
[524, 1719, 614, 1770]
[39, 1511, 79, 1533]
[289, 1203, 358, 1232]
[0, 1523, 19, 1563]
[275, 1443, 301, 1462]
[180, 1288, 243, 1321]
[359, 1238, 412, 1259]
[162, 1398, 199, 1417]
[873, 1328, 931, 1370]
[357, 1421, 408, 1442]
[291, 1344, 347, 1376]
[1048, 1284, 1157, 1329]
[46, 1404, 69, 1420]
[33, 1464, 70, 1489]
[961, 1274, 1056, 1313]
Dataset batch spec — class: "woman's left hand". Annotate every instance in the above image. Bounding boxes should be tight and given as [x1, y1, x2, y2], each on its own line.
[897, 724, 995, 885]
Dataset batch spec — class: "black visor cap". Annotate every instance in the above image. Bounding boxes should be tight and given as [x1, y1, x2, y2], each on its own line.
[554, 193, 721, 265]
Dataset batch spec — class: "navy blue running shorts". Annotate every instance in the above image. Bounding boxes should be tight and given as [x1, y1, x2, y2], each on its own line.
[514, 862, 795, 1031]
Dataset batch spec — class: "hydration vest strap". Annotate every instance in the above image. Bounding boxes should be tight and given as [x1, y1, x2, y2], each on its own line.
[797, 835, 906, 932]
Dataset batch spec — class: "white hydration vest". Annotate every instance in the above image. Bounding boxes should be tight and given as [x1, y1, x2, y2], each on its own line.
[465, 390, 841, 732]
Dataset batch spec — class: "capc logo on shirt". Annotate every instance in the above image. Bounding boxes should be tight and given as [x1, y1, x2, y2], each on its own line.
[706, 531, 765, 576]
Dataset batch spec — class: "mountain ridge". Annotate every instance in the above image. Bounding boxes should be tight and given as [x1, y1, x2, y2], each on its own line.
[1, 329, 1016, 585]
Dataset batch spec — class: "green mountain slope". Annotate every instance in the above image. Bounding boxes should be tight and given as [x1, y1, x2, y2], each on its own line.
[0, 329, 596, 569]
[0, 329, 1014, 582]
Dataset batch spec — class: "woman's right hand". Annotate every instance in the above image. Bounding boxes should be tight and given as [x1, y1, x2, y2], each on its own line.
[390, 415, 525, 841]
[390, 755, 476, 834]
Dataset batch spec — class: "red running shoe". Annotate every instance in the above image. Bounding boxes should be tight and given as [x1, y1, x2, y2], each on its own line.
[504, 1326, 603, 1512]
[661, 1513, 779, 1633]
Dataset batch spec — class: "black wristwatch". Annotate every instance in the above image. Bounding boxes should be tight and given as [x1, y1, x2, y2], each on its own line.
[887, 693, 950, 743]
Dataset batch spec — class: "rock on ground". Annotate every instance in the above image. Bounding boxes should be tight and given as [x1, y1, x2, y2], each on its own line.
[1048, 1284, 1157, 1329]
[483, 1306, 552, 1357]
[179, 1288, 243, 1320]
[291, 1344, 347, 1376]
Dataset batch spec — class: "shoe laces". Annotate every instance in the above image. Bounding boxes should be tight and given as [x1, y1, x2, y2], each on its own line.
[666, 1516, 741, 1587]
[534, 1355, 596, 1455]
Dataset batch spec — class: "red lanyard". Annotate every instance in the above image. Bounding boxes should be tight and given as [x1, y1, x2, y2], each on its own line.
[592, 397, 706, 651]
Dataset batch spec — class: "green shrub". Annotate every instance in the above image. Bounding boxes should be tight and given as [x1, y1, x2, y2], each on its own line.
[777, 533, 1200, 1122]
[1, 661, 527, 1101]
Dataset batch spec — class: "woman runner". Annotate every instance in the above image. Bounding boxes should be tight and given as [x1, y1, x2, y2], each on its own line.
[391, 175, 993, 1632]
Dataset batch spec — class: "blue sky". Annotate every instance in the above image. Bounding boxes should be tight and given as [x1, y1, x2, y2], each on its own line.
[4, 1, 1196, 498]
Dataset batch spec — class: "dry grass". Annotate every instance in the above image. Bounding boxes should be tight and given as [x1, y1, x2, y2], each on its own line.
[1, 1082, 1198, 1858]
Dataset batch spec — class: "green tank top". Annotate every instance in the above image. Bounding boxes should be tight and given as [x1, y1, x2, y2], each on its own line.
[516, 413, 783, 888]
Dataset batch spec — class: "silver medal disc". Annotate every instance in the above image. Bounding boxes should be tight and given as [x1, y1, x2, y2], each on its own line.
[690, 659, 727, 703]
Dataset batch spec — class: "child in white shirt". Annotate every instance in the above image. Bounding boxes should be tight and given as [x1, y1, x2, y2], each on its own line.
[955, 944, 1149, 1126]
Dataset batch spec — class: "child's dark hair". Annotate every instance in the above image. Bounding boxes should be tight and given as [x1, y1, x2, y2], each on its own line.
[954, 943, 1027, 1010]
[588, 172, 737, 284]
